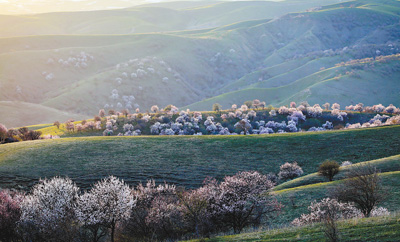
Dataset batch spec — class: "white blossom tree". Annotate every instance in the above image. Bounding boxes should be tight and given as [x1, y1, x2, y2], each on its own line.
[278, 162, 303, 180]
[76, 176, 135, 242]
[20, 177, 79, 241]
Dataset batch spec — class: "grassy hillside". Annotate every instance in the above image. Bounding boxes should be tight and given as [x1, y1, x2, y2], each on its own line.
[275, 154, 400, 190]
[185, 54, 400, 110]
[189, 212, 400, 241]
[271, 171, 400, 225]
[1, 0, 400, 127]
[1, 125, 400, 190]
[0, 101, 88, 128]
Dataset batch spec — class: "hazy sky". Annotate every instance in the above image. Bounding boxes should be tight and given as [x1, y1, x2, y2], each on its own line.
[0, 0, 283, 15]
[0, 0, 151, 15]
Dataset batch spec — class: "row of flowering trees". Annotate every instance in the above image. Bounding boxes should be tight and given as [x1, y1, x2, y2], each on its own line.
[0, 171, 281, 242]
[95, 101, 400, 137]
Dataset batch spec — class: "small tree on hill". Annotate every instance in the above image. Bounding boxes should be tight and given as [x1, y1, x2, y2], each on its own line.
[252, 99, 261, 109]
[318, 160, 340, 181]
[212, 103, 222, 113]
[53, 121, 60, 129]
[260, 101, 266, 109]
[331, 164, 386, 217]
[99, 109, 105, 118]
[234, 119, 251, 135]
[121, 109, 130, 117]
[151, 105, 159, 113]
[278, 162, 304, 181]
[244, 100, 253, 109]
[323, 103, 330, 110]
[108, 109, 116, 115]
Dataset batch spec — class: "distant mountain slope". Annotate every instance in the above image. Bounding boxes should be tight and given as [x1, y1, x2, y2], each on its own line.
[0, 101, 88, 128]
[0, 0, 342, 37]
[185, 54, 400, 110]
[1, 0, 400, 126]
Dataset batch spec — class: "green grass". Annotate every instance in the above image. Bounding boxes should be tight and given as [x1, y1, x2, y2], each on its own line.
[0, 101, 89, 128]
[273, 171, 400, 225]
[188, 213, 400, 241]
[1, 125, 400, 190]
[185, 56, 400, 111]
[275, 154, 400, 190]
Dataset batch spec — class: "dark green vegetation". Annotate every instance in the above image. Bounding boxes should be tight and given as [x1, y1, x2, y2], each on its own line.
[1, 125, 400, 190]
[2, 0, 400, 127]
[189, 213, 400, 241]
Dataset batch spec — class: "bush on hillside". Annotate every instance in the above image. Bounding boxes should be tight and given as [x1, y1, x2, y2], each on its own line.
[318, 160, 340, 181]
[278, 162, 304, 181]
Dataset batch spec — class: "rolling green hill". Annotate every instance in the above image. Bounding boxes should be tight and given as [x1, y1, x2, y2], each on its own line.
[189, 211, 400, 241]
[1, 0, 400, 128]
[1, 125, 400, 190]
[274, 154, 400, 191]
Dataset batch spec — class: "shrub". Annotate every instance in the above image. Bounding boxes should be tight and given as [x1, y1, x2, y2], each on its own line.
[318, 160, 340, 181]
[292, 198, 361, 242]
[340, 161, 352, 167]
[278, 162, 304, 180]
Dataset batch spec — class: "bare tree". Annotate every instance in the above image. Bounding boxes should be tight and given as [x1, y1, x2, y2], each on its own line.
[331, 164, 386, 217]
[53, 121, 60, 129]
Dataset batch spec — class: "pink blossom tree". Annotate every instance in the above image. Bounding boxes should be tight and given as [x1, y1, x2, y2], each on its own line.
[0, 190, 23, 241]
[215, 171, 281, 233]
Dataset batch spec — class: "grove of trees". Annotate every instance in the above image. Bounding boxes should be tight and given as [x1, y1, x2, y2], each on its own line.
[0, 171, 281, 242]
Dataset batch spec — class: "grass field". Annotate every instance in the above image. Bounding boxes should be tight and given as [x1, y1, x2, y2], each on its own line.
[274, 154, 400, 190]
[1, 125, 400, 190]
[188, 213, 400, 241]
[273, 171, 400, 224]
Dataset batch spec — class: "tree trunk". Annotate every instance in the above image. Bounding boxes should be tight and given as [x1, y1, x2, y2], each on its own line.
[111, 221, 115, 242]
